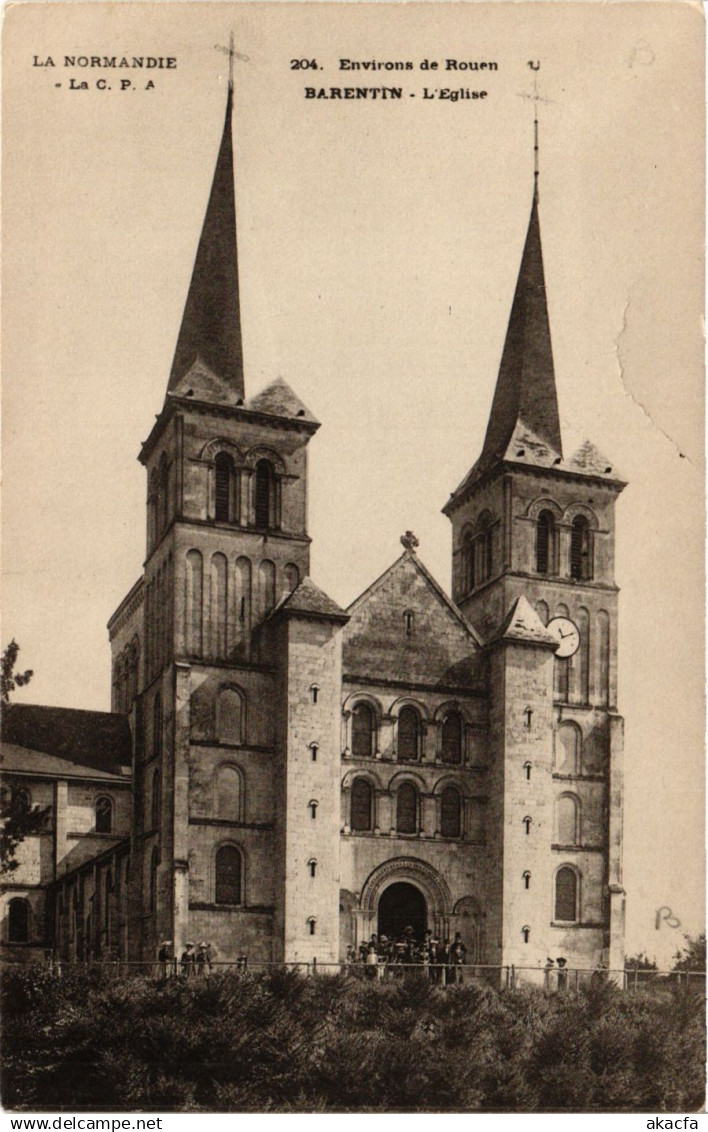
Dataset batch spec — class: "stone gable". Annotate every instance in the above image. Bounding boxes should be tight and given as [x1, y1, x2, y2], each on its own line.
[343, 554, 481, 687]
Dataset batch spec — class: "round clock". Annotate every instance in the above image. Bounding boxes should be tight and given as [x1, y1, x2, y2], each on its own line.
[546, 616, 580, 658]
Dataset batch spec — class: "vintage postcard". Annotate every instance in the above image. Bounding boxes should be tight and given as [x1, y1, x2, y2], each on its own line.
[1, 1, 704, 1116]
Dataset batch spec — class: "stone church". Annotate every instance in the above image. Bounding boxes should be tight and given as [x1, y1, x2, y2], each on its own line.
[1, 83, 626, 976]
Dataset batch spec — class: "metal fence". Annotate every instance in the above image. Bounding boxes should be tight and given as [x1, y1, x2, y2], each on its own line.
[19, 957, 705, 995]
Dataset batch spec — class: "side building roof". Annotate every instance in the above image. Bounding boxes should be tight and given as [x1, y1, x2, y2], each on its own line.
[1, 703, 133, 779]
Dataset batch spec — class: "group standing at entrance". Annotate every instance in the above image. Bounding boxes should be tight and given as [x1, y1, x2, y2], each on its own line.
[346, 926, 467, 984]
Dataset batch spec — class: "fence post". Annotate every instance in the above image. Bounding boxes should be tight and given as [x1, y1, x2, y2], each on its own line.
[313, 957, 317, 976]
[633, 967, 638, 992]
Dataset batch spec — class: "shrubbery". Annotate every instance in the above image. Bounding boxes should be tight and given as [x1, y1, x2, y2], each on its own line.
[1, 966, 704, 1112]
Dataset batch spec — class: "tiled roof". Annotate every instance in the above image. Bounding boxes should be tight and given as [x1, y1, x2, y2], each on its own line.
[278, 577, 348, 621]
[246, 377, 319, 425]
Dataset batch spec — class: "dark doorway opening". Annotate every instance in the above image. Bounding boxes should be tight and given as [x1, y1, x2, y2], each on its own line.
[378, 882, 427, 941]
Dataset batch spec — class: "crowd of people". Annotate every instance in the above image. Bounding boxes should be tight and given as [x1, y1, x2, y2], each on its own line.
[345, 926, 468, 984]
[157, 939, 215, 977]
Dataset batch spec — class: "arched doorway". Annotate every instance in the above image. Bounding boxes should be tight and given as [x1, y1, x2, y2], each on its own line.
[378, 882, 427, 941]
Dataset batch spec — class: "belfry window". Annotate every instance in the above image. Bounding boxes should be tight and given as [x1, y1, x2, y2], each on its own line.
[477, 512, 493, 583]
[254, 460, 277, 530]
[536, 510, 557, 574]
[570, 516, 593, 580]
[214, 453, 233, 522]
[462, 530, 475, 594]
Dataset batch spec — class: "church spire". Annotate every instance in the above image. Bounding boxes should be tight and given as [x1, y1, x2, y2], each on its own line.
[477, 118, 562, 472]
[167, 81, 244, 400]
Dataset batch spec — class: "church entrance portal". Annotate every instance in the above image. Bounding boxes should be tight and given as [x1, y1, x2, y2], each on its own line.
[378, 882, 427, 940]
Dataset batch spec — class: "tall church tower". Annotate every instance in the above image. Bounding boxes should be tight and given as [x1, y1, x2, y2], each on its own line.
[110, 78, 345, 963]
[443, 150, 626, 972]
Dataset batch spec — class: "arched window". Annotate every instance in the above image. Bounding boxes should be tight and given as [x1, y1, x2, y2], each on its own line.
[462, 530, 475, 594]
[215, 765, 242, 820]
[556, 795, 579, 845]
[441, 711, 463, 764]
[398, 706, 421, 762]
[153, 693, 162, 758]
[396, 782, 418, 834]
[477, 512, 493, 583]
[149, 847, 159, 912]
[8, 898, 29, 943]
[12, 787, 31, 813]
[536, 510, 556, 574]
[284, 563, 300, 593]
[570, 515, 593, 580]
[151, 769, 161, 830]
[440, 786, 462, 838]
[95, 796, 113, 834]
[350, 778, 373, 832]
[214, 452, 233, 522]
[185, 549, 203, 657]
[215, 845, 242, 905]
[216, 687, 244, 744]
[555, 867, 579, 922]
[259, 560, 276, 615]
[556, 723, 580, 775]
[254, 460, 275, 529]
[158, 453, 169, 534]
[351, 703, 374, 759]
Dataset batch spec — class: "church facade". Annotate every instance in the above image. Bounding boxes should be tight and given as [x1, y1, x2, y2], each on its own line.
[2, 84, 626, 976]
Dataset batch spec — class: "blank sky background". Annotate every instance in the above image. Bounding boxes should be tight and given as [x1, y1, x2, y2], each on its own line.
[2, 2, 704, 963]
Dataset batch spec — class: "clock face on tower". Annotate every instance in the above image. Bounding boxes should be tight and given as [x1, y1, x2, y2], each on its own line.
[546, 617, 581, 658]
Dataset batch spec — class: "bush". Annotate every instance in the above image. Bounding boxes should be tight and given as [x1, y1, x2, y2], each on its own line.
[1, 966, 704, 1112]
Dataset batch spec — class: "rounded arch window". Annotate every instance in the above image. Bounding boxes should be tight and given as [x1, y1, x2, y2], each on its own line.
[215, 845, 242, 905]
[555, 794, 579, 844]
[441, 711, 463, 765]
[570, 515, 593, 580]
[440, 785, 462, 838]
[12, 787, 31, 813]
[351, 702, 375, 759]
[396, 782, 418, 834]
[214, 452, 234, 522]
[477, 511, 493, 582]
[397, 706, 421, 762]
[215, 764, 243, 821]
[555, 866, 579, 922]
[254, 459, 276, 529]
[8, 898, 30, 943]
[536, 509, 557, 574]
[95, 796, 113, 834]
[216, 686, 244, 744]
[149, 847, 159, 912]
[350, 777, 373, 832]
[151, 769, 161, 830]
[462, 529, 475, 594]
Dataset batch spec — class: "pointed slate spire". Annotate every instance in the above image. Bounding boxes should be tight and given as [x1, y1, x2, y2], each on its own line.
[168, 84, 244, 400]
[479, 185, 562, 470]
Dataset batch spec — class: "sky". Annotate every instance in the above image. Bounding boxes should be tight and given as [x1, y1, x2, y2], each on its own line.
[2, 1, 704, 964]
